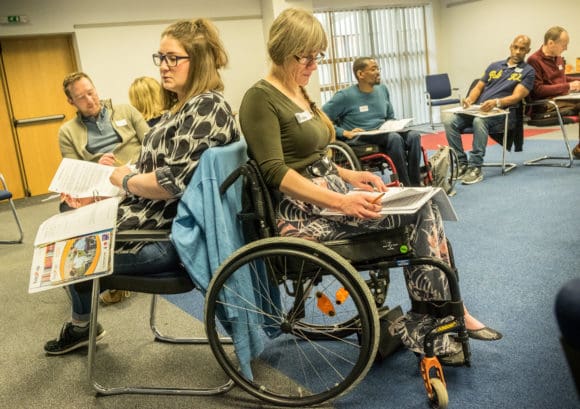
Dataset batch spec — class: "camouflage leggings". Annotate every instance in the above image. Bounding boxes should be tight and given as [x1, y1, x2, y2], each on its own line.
[277, 174, 461, 356]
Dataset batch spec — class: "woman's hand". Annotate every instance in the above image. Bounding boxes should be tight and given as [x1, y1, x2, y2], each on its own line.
[109, 165, 133, 189]
[339, 167, 387, 192]
[60, 193, 98, 208]
[335, 191, 384, 219]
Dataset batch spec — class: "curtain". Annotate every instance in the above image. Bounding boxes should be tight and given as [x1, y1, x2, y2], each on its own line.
[315, 6, 429, 124]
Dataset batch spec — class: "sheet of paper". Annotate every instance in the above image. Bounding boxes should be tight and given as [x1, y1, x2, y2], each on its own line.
[445, 105, 508, 118]
[33, 197, 119, 246]
[49, 158, 122, 198]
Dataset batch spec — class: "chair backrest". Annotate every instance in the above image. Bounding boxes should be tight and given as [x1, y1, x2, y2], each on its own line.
[426, 73, 453, 99]
[466, 78, 480, 97]
[0, 173, 13, 201]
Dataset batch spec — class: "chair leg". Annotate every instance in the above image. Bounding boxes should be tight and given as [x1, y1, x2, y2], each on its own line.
[0, 198, 24, 244]
[88, 279, 235, 396]
[524, 108, 575, 168]
[150, 293, 233, 345]
[482, 113, 517, 175]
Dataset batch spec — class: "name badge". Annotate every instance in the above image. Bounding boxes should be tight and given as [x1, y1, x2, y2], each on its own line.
[359, 105, 369, 112]
[295, 111, 313, 124]
[115, 119, 128, 126]
[515, 67, 523, 73]
[558, 64, 563, 71]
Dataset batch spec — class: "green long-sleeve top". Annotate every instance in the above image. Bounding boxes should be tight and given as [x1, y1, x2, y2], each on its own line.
[239, 80, 331, 188]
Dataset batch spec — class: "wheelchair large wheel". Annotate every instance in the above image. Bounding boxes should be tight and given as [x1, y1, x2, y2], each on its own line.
[328, 140, 362, 171]
[205, 237, 380, 407]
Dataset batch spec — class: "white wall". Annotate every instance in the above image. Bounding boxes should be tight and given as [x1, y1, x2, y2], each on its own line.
[3, 0, 580, 113]
[437, 0, 580, 97]
[0, 0, 267, 112]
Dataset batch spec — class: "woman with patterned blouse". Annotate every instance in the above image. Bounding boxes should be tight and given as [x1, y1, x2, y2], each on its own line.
[45, 18, 240, 355]
[239, 8, 500, 363]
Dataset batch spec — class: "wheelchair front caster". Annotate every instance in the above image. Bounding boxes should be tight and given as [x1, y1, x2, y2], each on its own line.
[428, 378, 448, 409]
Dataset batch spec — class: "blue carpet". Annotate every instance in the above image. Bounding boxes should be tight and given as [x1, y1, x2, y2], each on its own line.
[166, 138, 580, 408]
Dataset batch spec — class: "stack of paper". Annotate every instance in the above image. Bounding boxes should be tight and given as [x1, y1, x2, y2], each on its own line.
[320, 186, 457, 220]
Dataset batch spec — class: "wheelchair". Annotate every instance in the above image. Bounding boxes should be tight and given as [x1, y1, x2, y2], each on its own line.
[202, 158, 471, 408]
[328, 139, 434, 187]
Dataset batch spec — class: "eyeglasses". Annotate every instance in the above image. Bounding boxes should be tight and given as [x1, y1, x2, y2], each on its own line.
[294, 53, 325, 66]
[152, 53, 190, 67]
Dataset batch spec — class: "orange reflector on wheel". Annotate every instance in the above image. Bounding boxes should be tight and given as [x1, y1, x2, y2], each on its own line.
[316, 291, 335, 316]
[335, 287, 349, 305]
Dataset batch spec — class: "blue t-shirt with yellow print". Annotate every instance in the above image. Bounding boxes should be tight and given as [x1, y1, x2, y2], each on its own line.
[477, 59, 535, 104]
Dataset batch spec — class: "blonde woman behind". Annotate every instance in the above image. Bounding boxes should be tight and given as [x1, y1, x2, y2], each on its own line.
[128, 76, 166, 126]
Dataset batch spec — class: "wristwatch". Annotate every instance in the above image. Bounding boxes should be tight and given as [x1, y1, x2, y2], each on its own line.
[122, 173, 137, 194]
[495, 98, 501, 108]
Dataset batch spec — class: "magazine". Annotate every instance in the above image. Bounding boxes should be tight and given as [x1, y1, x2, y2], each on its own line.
[355, 118, 414, 136]
[445, 105, 508, 118]
[28, 197, 118, 293]
[319, 186, 458, 221]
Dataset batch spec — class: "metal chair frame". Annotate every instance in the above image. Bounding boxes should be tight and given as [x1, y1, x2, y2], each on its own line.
[524, 99, 575, 168]
[87, 230, 234, 397]
[0, 173, 24, 244]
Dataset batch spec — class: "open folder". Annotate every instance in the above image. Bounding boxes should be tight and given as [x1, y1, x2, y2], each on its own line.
[319, 187, 458, 221]
[29, 197, 119, 293]
[355, 118, 414, 136]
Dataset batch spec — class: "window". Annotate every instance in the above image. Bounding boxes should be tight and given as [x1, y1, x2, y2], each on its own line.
[315, 6, 430, 124]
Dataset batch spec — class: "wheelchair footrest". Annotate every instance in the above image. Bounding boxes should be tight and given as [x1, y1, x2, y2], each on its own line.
[411, 299, 464, 319]
[376, 305, 404, 361]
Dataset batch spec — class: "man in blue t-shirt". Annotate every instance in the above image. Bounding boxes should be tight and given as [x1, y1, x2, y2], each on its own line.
[322, 58, 422, 186]
[444, 35, 535, 185]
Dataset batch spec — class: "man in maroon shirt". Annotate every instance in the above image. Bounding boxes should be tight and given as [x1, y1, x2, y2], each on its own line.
[527, 26, 580, 157]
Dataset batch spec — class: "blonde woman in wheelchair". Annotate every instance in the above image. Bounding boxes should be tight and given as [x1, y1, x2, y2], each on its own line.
[239, 8, 501, 366]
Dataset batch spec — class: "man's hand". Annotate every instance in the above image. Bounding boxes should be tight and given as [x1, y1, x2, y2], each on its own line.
[479, 99, 496, 112]
[570, 80, 580, 93]
[98, 152, 117, 166]
[343, 128, 365, 139]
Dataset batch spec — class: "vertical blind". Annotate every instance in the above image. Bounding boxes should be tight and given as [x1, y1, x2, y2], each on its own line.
[315, 6, 429, 124]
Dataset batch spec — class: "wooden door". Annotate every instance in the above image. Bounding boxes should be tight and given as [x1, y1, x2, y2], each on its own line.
[0, 35, 77, 197]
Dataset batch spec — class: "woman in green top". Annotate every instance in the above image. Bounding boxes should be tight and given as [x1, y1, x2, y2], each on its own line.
[239, 8, 501, 361]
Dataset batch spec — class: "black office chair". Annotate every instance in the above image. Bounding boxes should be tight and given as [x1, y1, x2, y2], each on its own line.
[0, 173, 24, 244]
[86, 140, 250, 397]
[523, 99, 577, 167]
[87, 234, 235, 396]
[425, 73, 461, 129]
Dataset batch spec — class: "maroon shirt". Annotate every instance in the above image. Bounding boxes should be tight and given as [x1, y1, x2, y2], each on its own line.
[527, 46, 575, 100]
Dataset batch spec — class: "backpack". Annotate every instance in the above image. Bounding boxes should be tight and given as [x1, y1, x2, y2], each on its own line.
[424, 145, 459, 196]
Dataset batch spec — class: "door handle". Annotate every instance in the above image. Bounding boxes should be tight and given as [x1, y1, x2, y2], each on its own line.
[14, 114, 65, 126]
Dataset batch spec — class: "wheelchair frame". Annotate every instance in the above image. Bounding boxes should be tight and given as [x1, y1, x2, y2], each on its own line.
[202, 159, 471, 408]
[328, 139, 434, 187]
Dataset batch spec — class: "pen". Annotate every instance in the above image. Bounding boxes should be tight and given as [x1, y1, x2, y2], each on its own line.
[371, 192, 385, 204]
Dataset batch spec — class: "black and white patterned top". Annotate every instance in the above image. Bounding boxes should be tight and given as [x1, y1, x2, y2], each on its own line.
[116, 90, 240, 252]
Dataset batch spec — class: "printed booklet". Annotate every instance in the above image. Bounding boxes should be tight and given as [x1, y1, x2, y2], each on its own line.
[29, 197, 118, 293]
